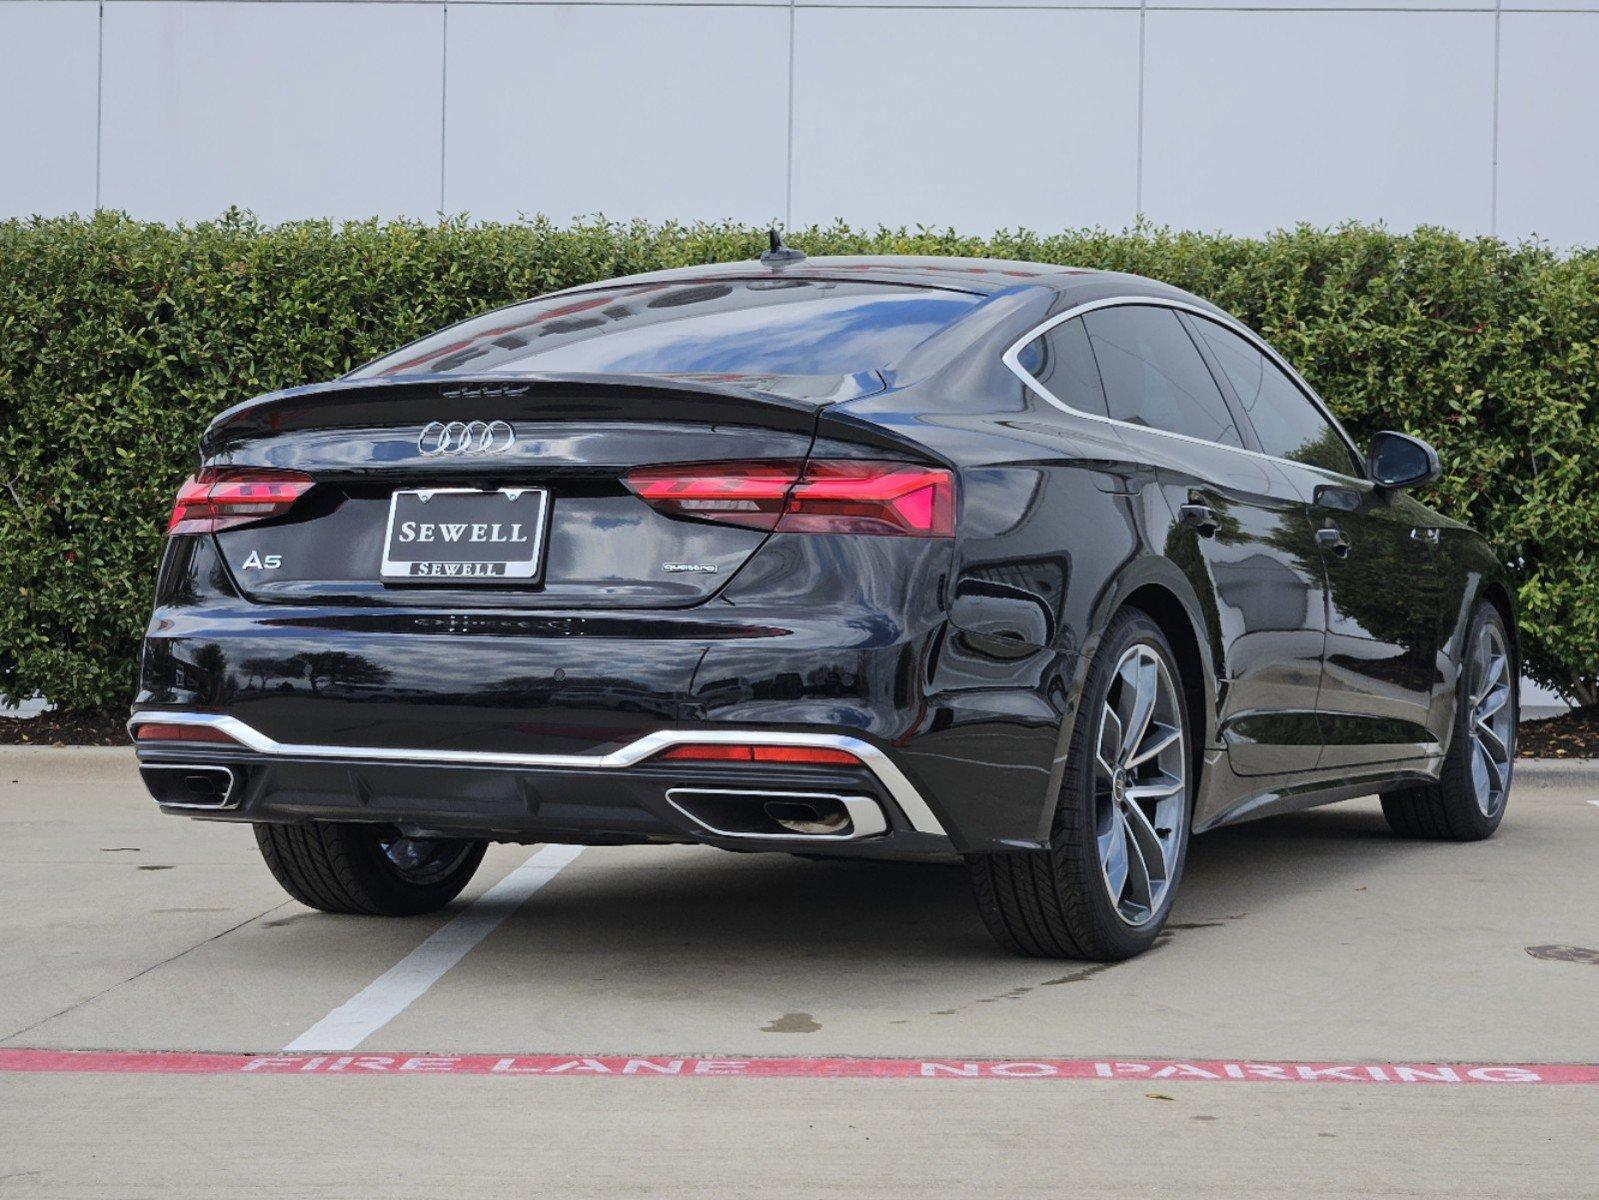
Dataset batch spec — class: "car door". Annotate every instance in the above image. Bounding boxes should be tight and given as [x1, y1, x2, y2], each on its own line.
[1077, 304, 1328, 776]
[1185, 314, 1445, 768]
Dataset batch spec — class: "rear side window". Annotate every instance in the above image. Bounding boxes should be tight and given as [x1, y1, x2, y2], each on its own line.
[351, 280, 982, 379]
[1080, 306, 1243, 448]
[1189, 317, 1363, 477]
[1015, 317, 1109, 417]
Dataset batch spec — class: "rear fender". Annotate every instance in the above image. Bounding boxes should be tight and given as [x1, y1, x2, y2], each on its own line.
[1031, 557, 1221, 843]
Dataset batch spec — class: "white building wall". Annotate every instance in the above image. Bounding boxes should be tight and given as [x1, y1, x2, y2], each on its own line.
[2, 0, 1597, 245]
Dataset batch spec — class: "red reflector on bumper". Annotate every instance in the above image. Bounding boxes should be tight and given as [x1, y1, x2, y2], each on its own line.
[134, 722, 240, 746]
[657, 744, 859, 765]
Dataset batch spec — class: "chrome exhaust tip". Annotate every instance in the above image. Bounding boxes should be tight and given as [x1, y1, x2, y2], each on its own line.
[138, 764, 239, 810]
[665, 788, 888, 840]
[763, 799, 852, 836]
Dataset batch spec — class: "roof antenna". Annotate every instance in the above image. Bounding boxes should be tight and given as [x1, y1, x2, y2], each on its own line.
[760, 226, 806, 267]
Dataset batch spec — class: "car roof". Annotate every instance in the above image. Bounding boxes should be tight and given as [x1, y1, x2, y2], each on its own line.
[554, 254, 1099, 298]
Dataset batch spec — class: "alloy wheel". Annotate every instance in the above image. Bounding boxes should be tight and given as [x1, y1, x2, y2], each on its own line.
[378, 832, 477, 886]
[1093, 644, 1187, 927]
[1467, 622, 1514, 819]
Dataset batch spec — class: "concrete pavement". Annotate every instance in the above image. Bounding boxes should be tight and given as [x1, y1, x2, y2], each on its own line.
[1, 748, 1595, 1197]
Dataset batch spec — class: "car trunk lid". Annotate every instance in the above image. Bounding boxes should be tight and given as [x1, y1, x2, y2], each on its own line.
[200, 373, 878, 609]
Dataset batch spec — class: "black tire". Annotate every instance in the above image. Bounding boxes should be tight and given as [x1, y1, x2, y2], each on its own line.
[968, 608, 1193, 960]
[1381, 602, 1516, 841]
[253, 822, 487, 916]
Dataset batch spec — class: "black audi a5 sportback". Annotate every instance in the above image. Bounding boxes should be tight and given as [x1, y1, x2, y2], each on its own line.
[132, 250, 1518, 960]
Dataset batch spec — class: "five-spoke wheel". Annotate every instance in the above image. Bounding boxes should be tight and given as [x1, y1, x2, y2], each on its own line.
[1466, 620, 1514, 820]
[1093, 645, 1187, 927]
[1382, 600, 1516, 841]
[969, 608, 1193, 960]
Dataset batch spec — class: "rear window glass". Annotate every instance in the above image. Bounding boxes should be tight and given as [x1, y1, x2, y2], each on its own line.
[351, 280, 982, 379]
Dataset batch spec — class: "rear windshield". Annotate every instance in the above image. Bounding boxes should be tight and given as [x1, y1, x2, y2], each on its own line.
[350, 279, 982, 379]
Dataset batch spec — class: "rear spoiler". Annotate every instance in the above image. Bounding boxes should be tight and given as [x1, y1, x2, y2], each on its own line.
[202, 371, 884, 453]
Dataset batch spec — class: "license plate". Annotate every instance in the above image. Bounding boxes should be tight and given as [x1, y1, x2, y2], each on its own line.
[381, 488, 550, 583]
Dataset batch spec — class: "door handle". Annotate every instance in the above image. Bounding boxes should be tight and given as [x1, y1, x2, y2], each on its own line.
[1179, 503, 1219, 537]
[1315, 525, 1351, 558]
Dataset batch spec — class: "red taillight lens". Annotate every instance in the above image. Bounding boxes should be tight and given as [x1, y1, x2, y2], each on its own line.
[134, 722, 240, 746]
[622, 461, 798, 531]
[657, 743, 860, 766]
[623, 459, 955, 538]
[167, 469, 314, 535]
[782, 460, 956, 538]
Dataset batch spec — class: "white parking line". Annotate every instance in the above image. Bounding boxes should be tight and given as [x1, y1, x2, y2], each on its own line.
[284, 844, 584, 1053]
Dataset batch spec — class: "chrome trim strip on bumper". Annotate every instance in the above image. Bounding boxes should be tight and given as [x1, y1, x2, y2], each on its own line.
[127, 712, 949, 837]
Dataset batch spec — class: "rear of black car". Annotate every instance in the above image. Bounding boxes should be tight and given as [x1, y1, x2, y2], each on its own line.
[131, 276, 984, 882]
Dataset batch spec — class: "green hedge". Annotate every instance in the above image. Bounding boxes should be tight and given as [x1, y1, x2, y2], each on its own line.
[3, 212, 1598, 715]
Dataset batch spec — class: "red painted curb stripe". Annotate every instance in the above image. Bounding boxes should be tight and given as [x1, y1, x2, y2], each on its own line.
[1, 1049, 1596, 1084]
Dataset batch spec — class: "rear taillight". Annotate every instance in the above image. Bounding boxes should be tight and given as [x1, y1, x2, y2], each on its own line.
[622, 461, 795, 531]
[167, 469, 314, 535]
[656, 744, 859, 766]
[134, 722, 241, 746]
[623, 459, 955, 538]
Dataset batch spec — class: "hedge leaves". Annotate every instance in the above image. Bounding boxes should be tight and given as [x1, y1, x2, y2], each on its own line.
[3, 212, 1597, 713]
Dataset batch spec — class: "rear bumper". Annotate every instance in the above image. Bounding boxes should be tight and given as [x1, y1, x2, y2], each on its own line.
[136, 538, 1073, 852]
[130, 712, 955, 859]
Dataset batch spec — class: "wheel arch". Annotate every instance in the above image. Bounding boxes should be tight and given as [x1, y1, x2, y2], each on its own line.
[1120, 582, 1213, 771]
[1087, 556, 1220, 753]
[1035, 560, 1221, 844]
[1478, 579, 1520, 673]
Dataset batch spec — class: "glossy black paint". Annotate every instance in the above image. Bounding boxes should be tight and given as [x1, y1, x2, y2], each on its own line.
[134, 255, 1516, 855]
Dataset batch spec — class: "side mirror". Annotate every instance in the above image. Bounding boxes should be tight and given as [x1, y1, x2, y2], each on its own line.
[1368, 431, 1440, 491]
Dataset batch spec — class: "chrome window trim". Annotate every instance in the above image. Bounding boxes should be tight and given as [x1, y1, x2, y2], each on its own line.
[1001, 295, 1369, 483]
[127, 712, 947, 838]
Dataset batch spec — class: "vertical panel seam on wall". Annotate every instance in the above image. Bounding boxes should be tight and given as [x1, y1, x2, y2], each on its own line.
[1135, 0, 1146, 218]
[1490, 0, 1501, 234]
[440, 1, 450, 214]
[785, 0, 796, 228]
[95, 0, 105, 210]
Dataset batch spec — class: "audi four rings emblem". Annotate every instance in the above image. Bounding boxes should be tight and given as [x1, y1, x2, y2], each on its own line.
[417, 420, 516, 456]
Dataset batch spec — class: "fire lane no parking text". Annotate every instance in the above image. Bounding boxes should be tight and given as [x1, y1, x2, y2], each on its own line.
[2, 1049, 1596, 1084]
